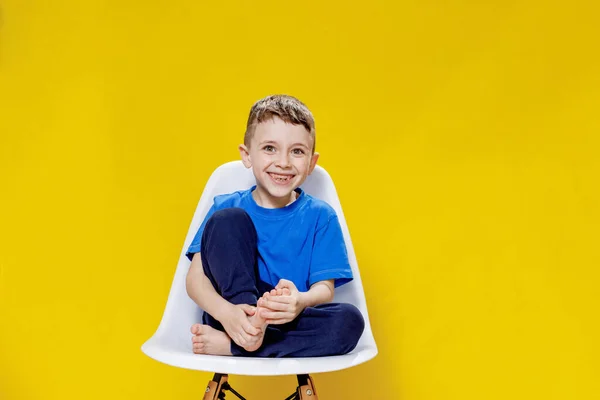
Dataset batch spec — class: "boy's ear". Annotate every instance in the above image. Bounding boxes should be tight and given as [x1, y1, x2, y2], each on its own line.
[308, 152, 320, 175]
[239, 144, 252, 168]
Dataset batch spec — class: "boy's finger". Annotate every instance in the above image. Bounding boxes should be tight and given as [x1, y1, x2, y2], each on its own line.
[260, 299, 288, 311]
[241, 330, 255, 343]
[276, 279, 291, 288]
[264, 295, 292, 304]
[259, 310, 279, 319]
[260, 310, 293, 320]
[236, 334, 247, 346]
[244, 324, 260, 335]
[240, 304, 256, 315]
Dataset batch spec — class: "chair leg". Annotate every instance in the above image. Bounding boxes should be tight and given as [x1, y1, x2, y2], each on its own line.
[203, 373, 247, 400]
[204, 373, 318, 400]
[203, 373, 228, 400]
[295, 374, 319, 400]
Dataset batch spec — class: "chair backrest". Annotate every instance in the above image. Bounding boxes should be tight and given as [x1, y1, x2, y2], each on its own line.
[155, 161, 375, 350]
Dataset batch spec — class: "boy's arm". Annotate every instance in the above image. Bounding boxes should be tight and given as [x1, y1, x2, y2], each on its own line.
[186, 253, 261, 345]
[299, 279, 335, 308]
[185, 253, 231, 319]
[257, 279, 334, 324]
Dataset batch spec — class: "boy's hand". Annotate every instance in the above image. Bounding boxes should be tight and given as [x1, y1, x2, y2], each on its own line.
[257, 279, 306, 325]
[218, 303, 262, 348]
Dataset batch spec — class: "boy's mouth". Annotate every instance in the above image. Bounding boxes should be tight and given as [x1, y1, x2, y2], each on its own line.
[268, 172, 295, 184]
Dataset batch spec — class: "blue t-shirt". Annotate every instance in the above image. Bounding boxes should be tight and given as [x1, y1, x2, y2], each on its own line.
[186, 186, 353, 292]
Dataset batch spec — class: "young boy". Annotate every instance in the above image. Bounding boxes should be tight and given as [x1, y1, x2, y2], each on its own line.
[185, 95, 364, 357]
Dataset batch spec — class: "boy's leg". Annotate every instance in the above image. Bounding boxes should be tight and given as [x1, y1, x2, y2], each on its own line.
[194, 208, 364, 357]
[198, 207, 261, 329]
[231, 302, 366, 357]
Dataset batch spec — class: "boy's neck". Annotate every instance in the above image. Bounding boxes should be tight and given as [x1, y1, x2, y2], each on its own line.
[252, 187, 298, 209]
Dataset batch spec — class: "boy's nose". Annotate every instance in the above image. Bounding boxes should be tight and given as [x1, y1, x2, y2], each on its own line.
[275, 154, 291, 168]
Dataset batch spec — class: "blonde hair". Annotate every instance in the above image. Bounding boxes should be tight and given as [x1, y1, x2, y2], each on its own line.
[244, 94, 316, 153]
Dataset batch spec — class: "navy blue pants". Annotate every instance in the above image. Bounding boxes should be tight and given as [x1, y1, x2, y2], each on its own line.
[199, 208, 365, 357]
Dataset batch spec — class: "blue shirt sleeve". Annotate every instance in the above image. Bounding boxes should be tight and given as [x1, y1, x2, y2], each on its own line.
[308, 212, 353, 288]
[185, 202, 218, 261]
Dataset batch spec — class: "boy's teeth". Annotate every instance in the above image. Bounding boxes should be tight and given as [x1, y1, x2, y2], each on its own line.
[270, 173, 291, 181]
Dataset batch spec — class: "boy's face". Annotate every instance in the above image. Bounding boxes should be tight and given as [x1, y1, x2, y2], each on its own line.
[239, 117, 319, 206]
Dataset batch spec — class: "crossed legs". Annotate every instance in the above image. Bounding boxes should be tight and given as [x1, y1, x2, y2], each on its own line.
[190, 208, 364, 357]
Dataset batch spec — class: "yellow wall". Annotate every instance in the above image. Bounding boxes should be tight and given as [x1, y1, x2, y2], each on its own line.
[1, 1, 599, 399]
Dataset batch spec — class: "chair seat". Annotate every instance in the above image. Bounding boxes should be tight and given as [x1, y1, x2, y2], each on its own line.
[142, 332, 377, 375]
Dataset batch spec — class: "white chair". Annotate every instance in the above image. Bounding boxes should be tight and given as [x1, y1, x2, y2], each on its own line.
[142, 161, 377, 399]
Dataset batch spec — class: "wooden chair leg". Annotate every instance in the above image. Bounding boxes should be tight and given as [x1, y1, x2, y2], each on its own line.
[296, 374, 319, 400]
[204, 373, 318, 400]
[203, 373, 228, 400]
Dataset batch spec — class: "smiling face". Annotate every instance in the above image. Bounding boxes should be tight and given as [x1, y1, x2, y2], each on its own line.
[239, 117, 319, 208]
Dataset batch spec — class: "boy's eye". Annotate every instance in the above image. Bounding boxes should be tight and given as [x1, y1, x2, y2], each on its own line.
[263, 145, 275, 152]
[292, 148, 305, 155]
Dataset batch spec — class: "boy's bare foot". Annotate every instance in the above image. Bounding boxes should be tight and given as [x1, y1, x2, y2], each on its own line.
[243, 289, 289, 352]
[190, 324, 232, 356]
[245, 305, 268, 352]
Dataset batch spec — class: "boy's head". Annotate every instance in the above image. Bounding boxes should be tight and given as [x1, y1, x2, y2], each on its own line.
[239, 95, 320, 207]
[244, 94, 316, 154]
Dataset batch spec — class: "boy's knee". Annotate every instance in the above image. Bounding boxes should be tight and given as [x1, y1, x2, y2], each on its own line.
[202, 208, 257, 246]
[205, 208, 255, 234]
[331, 303, 365, 354]
[209, 207, 251, 225]
[341, 303, 365, 338]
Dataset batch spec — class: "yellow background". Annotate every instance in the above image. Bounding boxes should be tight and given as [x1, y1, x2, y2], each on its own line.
[1, 1, 599, 399]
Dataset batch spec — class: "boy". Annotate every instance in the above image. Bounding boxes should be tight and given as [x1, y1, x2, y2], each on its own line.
[185, 95, 364, 357]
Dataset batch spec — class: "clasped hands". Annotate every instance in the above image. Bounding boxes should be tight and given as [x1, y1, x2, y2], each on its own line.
[219, 279, 305, 349]
[257, 278, 306, 325]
